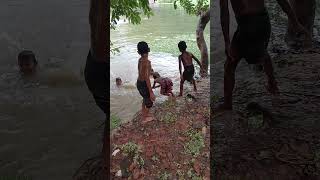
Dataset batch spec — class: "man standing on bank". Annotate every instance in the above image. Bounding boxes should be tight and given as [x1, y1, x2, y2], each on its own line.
[219, 0, 308, 110]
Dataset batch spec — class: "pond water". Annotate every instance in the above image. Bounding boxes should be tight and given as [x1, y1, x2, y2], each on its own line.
[0, 0, 104, 178]
[110, 3, 210, 123]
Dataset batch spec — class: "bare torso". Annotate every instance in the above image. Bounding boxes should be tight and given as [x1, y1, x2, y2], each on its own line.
[180, 51, 193, 67]
[230, 0, 266, 17]
[137, 57, 152, 81]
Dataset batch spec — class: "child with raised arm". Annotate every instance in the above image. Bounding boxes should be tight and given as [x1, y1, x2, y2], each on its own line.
[178, 41, 202, 96]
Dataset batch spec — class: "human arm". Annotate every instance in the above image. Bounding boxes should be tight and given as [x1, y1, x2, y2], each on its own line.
[179, 56, 182, 76]
[153, 84, 161, 89]
[276, 0, 308, 35]
[192, 53, 202, 68]
[144, 61, 155, 101]
[220, 0, 230, 56]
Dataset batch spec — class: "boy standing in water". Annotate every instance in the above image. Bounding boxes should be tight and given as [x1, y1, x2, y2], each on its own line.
[136, 41, 156, 123]
[178, 41, 202, 96]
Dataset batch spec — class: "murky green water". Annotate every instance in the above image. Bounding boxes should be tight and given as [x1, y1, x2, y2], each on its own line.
[110, 3, 210, 123]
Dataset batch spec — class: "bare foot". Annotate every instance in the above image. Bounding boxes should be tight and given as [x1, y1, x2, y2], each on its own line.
[142, 114, 154, 124]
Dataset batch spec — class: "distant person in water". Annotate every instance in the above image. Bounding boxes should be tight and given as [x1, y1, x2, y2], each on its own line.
[136, 41, 155, 123]
[18, 50, 38, 75]
[116, 77, 122, 87]
[178, 41, 202, 96]
[152, 72, 174, 97]
[219, 0, 307, 110]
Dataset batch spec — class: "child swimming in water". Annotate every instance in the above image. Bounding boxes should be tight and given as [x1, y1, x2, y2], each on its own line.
[18, 50, 38, 75]
[116, 77, 122, 87]
[152, 72, 174, 97]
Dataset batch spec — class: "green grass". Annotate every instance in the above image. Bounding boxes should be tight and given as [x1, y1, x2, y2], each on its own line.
[121, 142, 145, 167]
[110, 114, 121, 130]
[248, 113, 264, 129]
[184, 129, 205, 157]
[161, 112, 177, 123]
[158, 172, 171, 180]
[187, 169, 202, 180]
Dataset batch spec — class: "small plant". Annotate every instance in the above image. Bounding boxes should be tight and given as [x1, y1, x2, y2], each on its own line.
[110, 114, 121, 130]
[248, 113, 264, 129]
[121, 142, 141, 157]
[176, 170, 185, 179]
[152, 155, 159, 162]
[187, 168, 202, 180]
[211, 95, 219, 102]
[161, 112, 177, 123]
[162, 99, 176, 109]
[121, 142, 144, 167]
[135, 155, 145, 167]
[159, 172, 171, 180]
[184, 129, 205, 157]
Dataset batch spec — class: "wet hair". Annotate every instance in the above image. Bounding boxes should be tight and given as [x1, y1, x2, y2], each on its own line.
[137, 41, 150, 55]
[116, 77, 121, 82]
[18, 50, 38, 66]
[152, 72, 160, 79]
[178, 41, 187, 52]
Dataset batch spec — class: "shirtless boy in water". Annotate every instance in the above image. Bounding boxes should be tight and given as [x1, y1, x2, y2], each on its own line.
[18, 50, 38, 75]
[219, 0, 307, 110]
[136, 41, 156, 123]
[178, 41, 202, 96]
[152, 72, 174, 97]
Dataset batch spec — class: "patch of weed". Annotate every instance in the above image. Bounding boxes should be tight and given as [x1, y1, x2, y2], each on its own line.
[110, 114, 121, 130]
[161, 112, 177, 123]
[248, 113, 263, 129]
[152, 155, 159, 162]
[121, 142, 144, 167]
[176, 170, 184, 179]
[158, 171, 171, 180]
[162, 99, 176, 109]
[184, 129, 205, 157]
[187, 168, 202, 180]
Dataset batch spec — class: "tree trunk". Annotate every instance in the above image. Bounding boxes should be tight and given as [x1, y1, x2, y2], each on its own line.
[90, 0, 107, 62]
[286, 0, 316, 48]
[196, 9, 210, 77]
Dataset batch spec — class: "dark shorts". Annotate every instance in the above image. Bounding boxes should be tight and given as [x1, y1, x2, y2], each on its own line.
[84, 50, 107, 114]
[137, 80, 153, 108]
[233, 9, 271, 64]
[183, 65, 195, 82]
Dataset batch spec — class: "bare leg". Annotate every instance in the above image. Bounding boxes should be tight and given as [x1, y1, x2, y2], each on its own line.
[143, 107, 154, 123]
[192, 79, 197, 92]
[141, 102, 147, 120]
[262, 53, 279, 95]
[179, 78, 185, 96]
[221, 55, 241, 110]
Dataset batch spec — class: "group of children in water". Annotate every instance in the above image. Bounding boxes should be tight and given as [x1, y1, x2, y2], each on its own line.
[120, 41, 202, 122]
